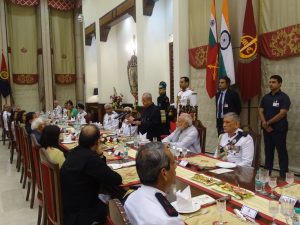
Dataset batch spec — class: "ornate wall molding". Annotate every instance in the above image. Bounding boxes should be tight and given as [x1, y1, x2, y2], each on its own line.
[55, 74, 76, 84]
[188, 45, 208, 69]
[13, 74, 38, 85]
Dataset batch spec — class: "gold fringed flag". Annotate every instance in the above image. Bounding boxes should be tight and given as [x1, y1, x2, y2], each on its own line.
[0, 52, 11, 97]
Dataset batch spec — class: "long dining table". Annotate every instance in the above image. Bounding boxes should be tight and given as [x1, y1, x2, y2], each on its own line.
[60, 141, 298, 225]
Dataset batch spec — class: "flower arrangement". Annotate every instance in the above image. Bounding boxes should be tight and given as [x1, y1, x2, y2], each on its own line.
[110, 87, 123, 109]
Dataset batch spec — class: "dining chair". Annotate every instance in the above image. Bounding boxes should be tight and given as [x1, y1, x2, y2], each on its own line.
[7, 118, 16, 164]
[14, 123, 22, 171]
[39, 147, 64, 225]
[107, 199, 131, 225]
[192, 119, 207, 153]
[31, 134, 46, 225]
[241, 125, 261, 170]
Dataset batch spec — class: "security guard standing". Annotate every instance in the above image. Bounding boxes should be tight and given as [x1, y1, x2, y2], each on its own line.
[259, 75, 291, 178]
[157, 81, 170, 135]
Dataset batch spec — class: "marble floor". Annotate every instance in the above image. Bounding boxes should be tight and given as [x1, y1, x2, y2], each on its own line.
[0, 142, 38, 225]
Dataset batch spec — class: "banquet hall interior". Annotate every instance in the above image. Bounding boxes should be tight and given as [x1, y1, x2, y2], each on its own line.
[0, 0, 299, 224]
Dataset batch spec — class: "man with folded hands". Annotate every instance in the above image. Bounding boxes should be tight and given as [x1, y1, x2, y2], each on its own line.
[124, 142, 184, 225]
[61, 124, 122, 225]
[162, 113, 200, 154]
[215, 112, 254, 167]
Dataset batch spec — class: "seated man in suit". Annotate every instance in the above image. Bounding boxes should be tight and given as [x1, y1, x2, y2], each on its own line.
[125, 142, 184, 225]
[103, 103, 119, 131]
[162, 113, 200, 154]
[61, 124, 122, 225]
[215, 112, 254, 167]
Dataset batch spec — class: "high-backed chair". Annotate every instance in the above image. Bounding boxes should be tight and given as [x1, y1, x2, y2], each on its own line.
[7, 118, 16, 164]
[241, 125, 261, 170]
[192, 120, 207, 153]
[39, 148, 63, 225]
[107, 199, 132, 225]
[14, 123, 22, 171]
[1, 111, 9, 145]
[31, 134, 45, 225]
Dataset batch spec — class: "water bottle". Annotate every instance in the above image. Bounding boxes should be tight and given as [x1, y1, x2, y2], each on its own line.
[292, 208, 300, 225]
[255, 169, 263, 193]
[123, 147, 129, 160]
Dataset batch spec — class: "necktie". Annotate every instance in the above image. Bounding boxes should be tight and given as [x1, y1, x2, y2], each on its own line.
[218, 92, 223, 118]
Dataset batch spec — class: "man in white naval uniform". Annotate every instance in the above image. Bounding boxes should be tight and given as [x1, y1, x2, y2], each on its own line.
[177, 76, 197, 107]
[124, 142, 184, 225]
[103, 103, 119, 131]
[216, 112, 254, 167]
[162, 113, 200, 154]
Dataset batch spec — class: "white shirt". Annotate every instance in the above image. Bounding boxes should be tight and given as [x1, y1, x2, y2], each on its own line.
[103, 111, 119, 130]
[121, 120, 138, 136]
[162, 125, 201, 154]
[52, 105, 62, 118]
[77, 110, 87, 124]
[219, 128, 254, 167]
[3, 111, 11, 131]
[124, 185, 184, 225]
[177, 88, 197, 106]
[217, 89, 227, 118]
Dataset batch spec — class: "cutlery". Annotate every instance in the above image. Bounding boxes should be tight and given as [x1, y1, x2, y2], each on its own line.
[183, 209, 209, 221]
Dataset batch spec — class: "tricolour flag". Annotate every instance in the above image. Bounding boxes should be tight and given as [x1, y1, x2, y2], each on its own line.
[237, 0, 260, 101]
[218, 0, 235, 84]
[0, 52, 11, 97]
[206, 0, 219, 98]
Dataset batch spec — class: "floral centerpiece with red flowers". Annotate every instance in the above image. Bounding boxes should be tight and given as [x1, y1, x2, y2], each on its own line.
[110, 87, 123, 109]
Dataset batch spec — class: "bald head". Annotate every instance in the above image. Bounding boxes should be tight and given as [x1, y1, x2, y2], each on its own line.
[142, 92, 153, 108]
[79, 124, 100, 148]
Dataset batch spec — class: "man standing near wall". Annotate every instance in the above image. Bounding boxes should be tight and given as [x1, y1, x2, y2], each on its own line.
[259, 75, 291, 178]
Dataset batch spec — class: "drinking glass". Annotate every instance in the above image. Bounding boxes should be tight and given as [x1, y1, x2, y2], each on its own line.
[286, 172, 294, 186]
[182, 148, 188, 158]
[281, 199, 294, 225]
[268, 176, 277, 198]
[259, 169, 269, 194]
[175, 148, 181, 163]
[269, 200, 279, 225]
[153, 137, 157, 142]
[216, 199, 226, 225]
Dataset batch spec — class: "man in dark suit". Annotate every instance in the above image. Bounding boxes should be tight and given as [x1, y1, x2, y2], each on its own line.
[61, 124, 122, 225]
[130, 92, 162, 141]
[216, 76, 241, 136]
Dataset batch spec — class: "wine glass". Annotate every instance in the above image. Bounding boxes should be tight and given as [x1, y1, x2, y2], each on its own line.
[269, 200, 279, 225]
[286, 172, 294, 186]
[182, 148, 188, 158]
[268, 176, 277, 198]
[175, 148, 181, 163]
[152, 137, 157, 142]
[281, 199, 294, 225]
[259, 169, 269, 194]
[216, 199, 226, 225]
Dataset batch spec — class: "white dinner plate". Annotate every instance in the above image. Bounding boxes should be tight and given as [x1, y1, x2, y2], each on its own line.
[107, 164, 122, 170]
[61, 140, 76, 144]
[171, 200, 201, 214]
[216, 162, 236, 169]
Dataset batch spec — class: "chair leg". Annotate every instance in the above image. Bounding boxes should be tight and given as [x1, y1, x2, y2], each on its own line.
[16, 152, 21, 171]
[42, 205, 47, 225]
[22, 172, 27, 189]
[10, 144, 14, 164]
[20, 166, 24, 183]
[30, 180, 36, 208]
[26, 180, 31, 201]
[37, 205, 42, 225]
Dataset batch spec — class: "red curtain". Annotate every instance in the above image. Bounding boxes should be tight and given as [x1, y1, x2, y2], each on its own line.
[188, 45, 208, 69]
[7, 0, 39, 7]
[48, 0, 81, 11]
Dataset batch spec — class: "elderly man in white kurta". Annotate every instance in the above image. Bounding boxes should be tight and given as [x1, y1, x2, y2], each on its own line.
[125, 143, 184, 225]
[103, 103, 119, 131]
[162, 113, 200, 154]
[216, 112, 254, 167]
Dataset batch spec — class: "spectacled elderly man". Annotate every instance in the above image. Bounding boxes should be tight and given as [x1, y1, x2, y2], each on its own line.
[215, 112, 254, 167]
[162, 113, 200, 154]
[52, 99, 62, 118]
[103, 103, 119, 131]
[125, 142, 184, 225]
[31, 117, 46, 144]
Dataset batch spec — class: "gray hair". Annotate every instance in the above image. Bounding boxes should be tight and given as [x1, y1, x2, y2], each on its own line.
[104, 103, 112, 109]
[224, 112, 240, 124]
[179, 113, 193, 126]
[142, 92, 152, 101]
[123, 106, 132, 112]
[31, 117, 45, 130]
[136, 142, 170, 185]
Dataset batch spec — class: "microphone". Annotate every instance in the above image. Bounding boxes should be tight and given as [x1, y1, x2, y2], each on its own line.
[114, 111, 129, 120]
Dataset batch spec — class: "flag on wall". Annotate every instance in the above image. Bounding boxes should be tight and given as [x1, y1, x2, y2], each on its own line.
[218, 0, 235, 84]
[0, 52, 11, 97]
[206, 0, 219, 98]
[237, 0, 260, 101]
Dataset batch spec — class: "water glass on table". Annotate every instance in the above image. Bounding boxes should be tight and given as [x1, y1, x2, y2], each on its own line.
[268, 176, 277, 198]
[286, 172, 294, 186]
[281, 198, 295, 225]
[269, 200, 279, 225]
[175, 147, 181, 163]
[182, 148, 188, 158]
[152, 137, 157, 142]
[216, 199, 226, 225]
[259, 168, 269, 194]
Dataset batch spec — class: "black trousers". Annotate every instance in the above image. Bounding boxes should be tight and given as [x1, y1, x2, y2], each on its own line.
[263, 129, 289, 177]
[216, 118, 224, 136]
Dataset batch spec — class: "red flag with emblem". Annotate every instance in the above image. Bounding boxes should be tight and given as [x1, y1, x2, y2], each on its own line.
[0, 52, 11, 97]
[237, 0, 260, 101]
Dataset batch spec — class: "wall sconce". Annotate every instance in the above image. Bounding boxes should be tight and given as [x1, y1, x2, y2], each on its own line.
[78, 14, 84, 23]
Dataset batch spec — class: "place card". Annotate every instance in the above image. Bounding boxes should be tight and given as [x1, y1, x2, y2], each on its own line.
[114, 150, 120, 156]
[209, 168, 234, 174]
[279, 195, 298, 206]
[240, 205, 258, 219]
[179, 160, 188, 167]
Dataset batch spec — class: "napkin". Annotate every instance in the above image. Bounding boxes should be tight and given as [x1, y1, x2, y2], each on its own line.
[64, 134, 72, 142]
[139, 132, 147, 141]
[176, 185, 193, 211]
[70, 117, 75, 122]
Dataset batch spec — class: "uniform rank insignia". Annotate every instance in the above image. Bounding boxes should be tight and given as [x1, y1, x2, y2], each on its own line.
[155, 192, 178, 217]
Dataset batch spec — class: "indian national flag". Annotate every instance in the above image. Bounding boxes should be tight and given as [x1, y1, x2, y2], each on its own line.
[206, 0, 219, 98]
[218, 0, 235, 84]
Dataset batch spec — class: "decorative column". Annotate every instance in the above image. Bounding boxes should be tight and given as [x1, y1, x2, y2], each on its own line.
[40, 0, 53, 111]
[74, 11, 85, 103]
